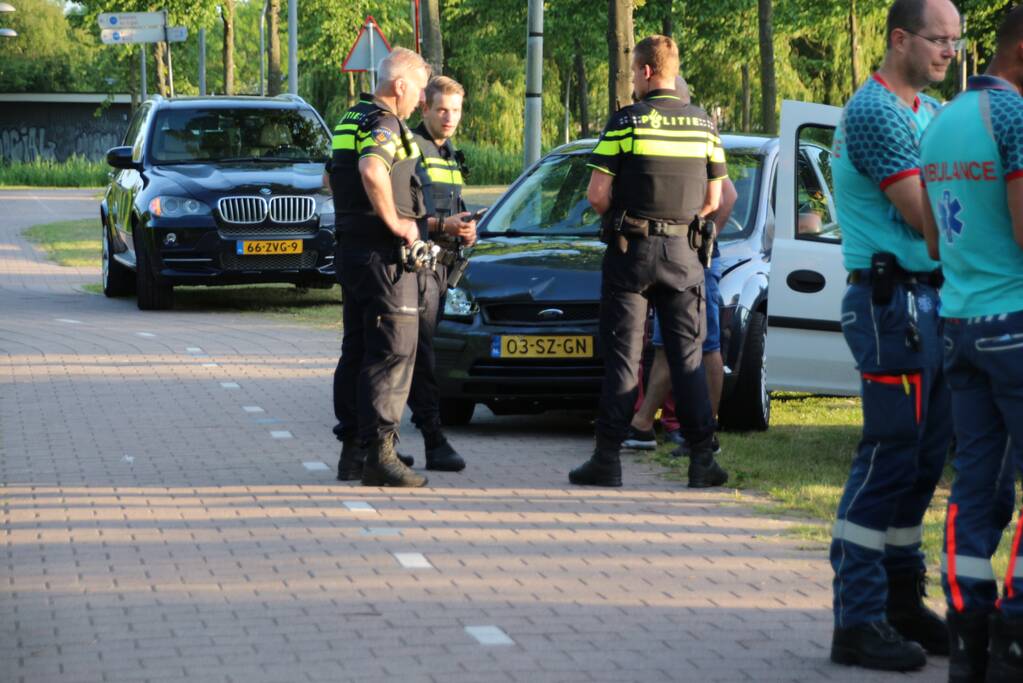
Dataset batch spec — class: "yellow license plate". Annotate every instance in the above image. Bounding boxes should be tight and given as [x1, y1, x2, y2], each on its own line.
[493, 335, 594, 358]
[236, 239, 303, 255]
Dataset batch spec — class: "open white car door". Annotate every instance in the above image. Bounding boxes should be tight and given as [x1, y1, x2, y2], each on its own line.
[766, 100, 859, 395]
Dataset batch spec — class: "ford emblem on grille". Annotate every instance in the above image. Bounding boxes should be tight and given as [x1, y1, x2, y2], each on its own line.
[537, 308, 564, 321]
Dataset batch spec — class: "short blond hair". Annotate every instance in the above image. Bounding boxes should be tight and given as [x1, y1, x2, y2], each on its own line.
[633, 35, 679, 78]
[377, 47, 430, 85]
[425, 76, 465, 108]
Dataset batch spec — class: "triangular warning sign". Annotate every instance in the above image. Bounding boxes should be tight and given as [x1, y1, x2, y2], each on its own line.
[342, 16, 392, 72]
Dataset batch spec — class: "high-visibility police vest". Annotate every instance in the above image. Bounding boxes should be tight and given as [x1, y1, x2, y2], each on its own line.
[412, 123, 467, 219]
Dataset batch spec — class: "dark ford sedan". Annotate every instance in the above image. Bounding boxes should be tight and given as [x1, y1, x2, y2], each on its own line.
[101, 95, 335, 310]
[435, 135, 784, 430]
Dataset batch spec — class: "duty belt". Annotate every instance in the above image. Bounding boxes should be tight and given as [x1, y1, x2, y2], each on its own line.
[847, 268, 943, 288]
[624, 213, 688, 237]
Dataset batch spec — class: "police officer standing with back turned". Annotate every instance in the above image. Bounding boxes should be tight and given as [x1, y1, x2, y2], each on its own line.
[408, 75, 477, 472]
[828, 0, 960, 672]
[328, 47, 431, 488]
[919, 7, 1023, 680]
[569, 34, 728, 489]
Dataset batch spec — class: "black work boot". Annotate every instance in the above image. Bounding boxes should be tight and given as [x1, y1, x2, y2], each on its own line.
[986, 613, 1023, 682]
[686, 436, 728, 488]
[361, 434, 428, 488]
[947, 610, 991, 683]
[423, 429, 466, 472]
[568, 436, 622, 487]
[830, 619, 927, 671]
[887, 570, 950, 655]
[337, 437, 366, 481]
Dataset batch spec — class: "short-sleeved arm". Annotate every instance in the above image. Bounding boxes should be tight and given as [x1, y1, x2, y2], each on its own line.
[587, 111, 633, 177]
[844, 102, 921, 190]
[707, 122, 727, 181]
[357, 115, 403, 169]
[990, 90, 1023, 181]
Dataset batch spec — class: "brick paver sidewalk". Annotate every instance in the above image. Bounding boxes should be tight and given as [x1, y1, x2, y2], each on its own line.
[0, 190, 945, 681]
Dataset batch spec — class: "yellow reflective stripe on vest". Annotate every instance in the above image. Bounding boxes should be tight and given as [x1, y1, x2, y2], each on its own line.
[633, 127, 717, 141]
[710, 144, 726, 164]
[426, 166, 463, 185]
[633, 139, 713, 159]
[941, 553, 995, 580]
[332, 133, 355, 151]
[422, 157, 458, 169]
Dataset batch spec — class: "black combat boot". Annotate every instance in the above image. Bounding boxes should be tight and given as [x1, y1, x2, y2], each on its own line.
[986, 613, 1023, 682]
[831, 619, 927, 671]
[887, 569, 950, 655]
[423, 429, 466, 472]
[361, 433, 428, 488]
[686, 436, 728, 488]
[947, 609, 990, 683]
[568, 436, 622, 487]
[337, 437, 367, 481]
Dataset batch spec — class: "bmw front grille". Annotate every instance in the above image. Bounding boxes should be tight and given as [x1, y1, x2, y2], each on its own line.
[269, 196, 316, 223]
[217, 196, 268, 224]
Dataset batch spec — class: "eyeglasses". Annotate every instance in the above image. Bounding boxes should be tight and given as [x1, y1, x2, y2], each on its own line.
[902, 29, 965, 52]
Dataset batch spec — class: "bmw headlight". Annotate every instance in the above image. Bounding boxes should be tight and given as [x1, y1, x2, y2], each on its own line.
[443, 286, 477, 319]
[318, 197, 335, 228]
[148, 196, 210, 218]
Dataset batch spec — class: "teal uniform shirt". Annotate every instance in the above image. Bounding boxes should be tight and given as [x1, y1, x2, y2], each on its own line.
[920, 75, 1023, 318]
[832, 74, 941, 273]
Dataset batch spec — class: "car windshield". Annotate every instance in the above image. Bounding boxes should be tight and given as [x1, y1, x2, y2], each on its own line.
[150, 107, 330, 164]
[482, 148, 762, 241]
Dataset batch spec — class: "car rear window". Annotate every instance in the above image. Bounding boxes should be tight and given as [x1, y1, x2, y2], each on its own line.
[150, 107, 330, 164]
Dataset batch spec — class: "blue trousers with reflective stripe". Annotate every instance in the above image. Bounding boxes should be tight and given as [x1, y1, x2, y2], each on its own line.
[831, 282, 951, 627]
[941, 312, 1023, 618]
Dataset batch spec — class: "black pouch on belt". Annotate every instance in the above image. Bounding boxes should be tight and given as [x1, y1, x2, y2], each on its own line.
[869, 252, 897, 306]
[600, 208, 627, 244]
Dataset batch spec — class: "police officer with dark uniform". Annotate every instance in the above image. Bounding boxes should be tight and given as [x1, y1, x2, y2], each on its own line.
[569, 34, 728, 488]
[407, 75, 477, 471]
[327, 47, 431, 488]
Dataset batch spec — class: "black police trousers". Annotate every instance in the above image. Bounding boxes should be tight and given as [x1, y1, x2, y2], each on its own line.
[596, 234, 715, 446]
[406, 266, 448, 434]
[332, 235, 419, 444]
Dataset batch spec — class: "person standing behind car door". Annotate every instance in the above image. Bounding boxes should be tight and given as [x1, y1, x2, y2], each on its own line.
[328, 47, 431, 488]
[569, 34, 728, 489]
[918, 7, 1023, 680]
[827, 0, 959, 672]
[407, 75, 478, 472]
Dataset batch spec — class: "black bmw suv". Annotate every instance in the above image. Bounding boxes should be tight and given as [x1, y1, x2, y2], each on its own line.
[101, 95, 335, 310]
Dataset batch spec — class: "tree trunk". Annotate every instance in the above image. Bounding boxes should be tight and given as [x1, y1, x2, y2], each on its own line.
[563, 64, 571, 144]
[153, 41, 170, 97]
[849, 0, 860, 94]
[607, 0, 634, 115]
[757, 0, 776, 134]
[221, 0, 235, 96]
[422, 0, 444, 74]
[574, 40, 590, 137]
[661, 0, 673, 39]
[268, 0, 282, 96]
[741, 64, 751, 132]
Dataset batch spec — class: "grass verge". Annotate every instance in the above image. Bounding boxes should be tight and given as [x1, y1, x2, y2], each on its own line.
[647, 392, 1014, 579]
[0, 156, 109, 187]
[23, 218, 100, 267]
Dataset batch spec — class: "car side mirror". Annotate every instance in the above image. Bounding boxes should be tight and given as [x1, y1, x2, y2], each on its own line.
[106, 146, 137, 170]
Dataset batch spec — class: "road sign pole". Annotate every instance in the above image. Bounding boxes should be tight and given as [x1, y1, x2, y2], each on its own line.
[369, 22, 376, 91]
[164, 12, 174, 98]
[288, 0, 298, 95]
[140, 45, 147, 100]
[198, 28, 206, 95]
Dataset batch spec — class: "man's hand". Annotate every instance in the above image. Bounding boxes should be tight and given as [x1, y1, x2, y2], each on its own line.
[884, 174, 929, 235]
[443, 212, 477, 246]
[396, 218, 419, 246]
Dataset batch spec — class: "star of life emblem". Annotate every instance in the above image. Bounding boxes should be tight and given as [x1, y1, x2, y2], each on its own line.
[937, 190, 965, 244]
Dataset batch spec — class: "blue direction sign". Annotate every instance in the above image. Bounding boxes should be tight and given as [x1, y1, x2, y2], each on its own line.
[98, 12, 166, 30]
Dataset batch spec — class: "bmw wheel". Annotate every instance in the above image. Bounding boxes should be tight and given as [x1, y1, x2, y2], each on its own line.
[134, 228, 174, 311]
[102, 218, 135, 298]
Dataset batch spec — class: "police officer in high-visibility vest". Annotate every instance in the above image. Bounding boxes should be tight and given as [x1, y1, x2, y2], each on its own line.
[328, 47, 431, 488]
[407, 75, 477, 471]
[828, 0, 960, 671]
[569, 34, 728, 489]
[918, 7, 1023, 680]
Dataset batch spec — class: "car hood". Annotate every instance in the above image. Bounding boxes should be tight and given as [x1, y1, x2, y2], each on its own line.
[462, 236, 605, 302]
[461, 235, 754, 303]
[147, 162, 327, 197]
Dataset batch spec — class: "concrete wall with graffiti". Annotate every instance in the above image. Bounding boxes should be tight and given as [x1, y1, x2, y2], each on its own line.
[0, 98, 133, 163]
